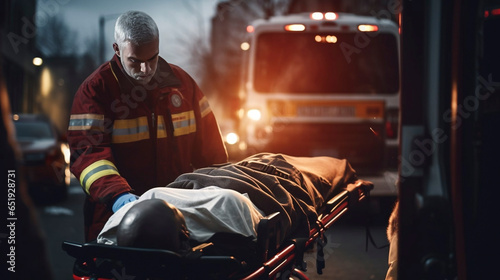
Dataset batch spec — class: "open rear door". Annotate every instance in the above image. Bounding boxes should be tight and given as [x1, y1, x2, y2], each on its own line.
[398, 0, 500, 279]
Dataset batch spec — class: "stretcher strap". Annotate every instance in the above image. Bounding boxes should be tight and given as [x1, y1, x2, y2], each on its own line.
[291, 238, 308, 272]
[366, 225, 389, 250]
[316, 231, 328, 275]
[238, 161, 290, 179]
[363, 191, 389, 251]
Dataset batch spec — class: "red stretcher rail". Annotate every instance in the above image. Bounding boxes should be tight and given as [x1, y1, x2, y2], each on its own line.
[242, 180, 372, 280]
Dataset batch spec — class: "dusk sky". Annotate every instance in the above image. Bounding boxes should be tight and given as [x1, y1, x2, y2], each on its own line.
[36, 0, 221, 74]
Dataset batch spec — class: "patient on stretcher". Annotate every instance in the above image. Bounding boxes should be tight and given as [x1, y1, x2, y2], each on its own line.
[97, 153, 361, 254]
[98, 187, 265, 251]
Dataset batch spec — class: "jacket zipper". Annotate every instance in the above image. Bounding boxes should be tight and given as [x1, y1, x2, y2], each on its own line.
[149, 106, 157, 185]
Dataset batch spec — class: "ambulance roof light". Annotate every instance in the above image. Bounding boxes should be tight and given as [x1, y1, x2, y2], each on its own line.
[311, 12, 323, 20]
[284, 24, 306, 32]
[358, 24, 379, 32]
[310, 12, 337, 21]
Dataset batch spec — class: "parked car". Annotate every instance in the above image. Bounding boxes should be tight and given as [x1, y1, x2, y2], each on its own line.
[12, 114, 70, 202]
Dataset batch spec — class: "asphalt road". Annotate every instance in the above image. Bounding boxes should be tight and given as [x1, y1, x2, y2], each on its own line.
[35, 175, 394, 280]
[36, 177, 85, 279]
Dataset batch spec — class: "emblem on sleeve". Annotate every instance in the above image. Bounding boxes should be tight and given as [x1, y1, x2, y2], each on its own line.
[171, 92, 182, 108]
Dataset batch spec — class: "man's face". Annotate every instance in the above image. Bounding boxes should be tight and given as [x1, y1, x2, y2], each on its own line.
[114, 38, 159, 84]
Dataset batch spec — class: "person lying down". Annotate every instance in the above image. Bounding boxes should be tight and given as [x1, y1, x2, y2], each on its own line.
[98, 187, 264, 251]
[97, 153, 364, 254]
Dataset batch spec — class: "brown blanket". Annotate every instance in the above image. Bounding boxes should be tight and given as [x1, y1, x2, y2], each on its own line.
[166, 153, 358, 241]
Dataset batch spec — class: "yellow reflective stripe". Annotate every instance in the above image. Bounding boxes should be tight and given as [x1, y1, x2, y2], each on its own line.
[112, 117, 150, 143]
[68, 114, 104, 131]
[157, 115, 167, 138]
[79, 160, 120, 194]
[172, 111, 196, 136]
[199, 96, 212, 118]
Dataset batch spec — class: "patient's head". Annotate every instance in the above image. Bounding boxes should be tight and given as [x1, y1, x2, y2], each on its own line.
[116, 198, 190, 252]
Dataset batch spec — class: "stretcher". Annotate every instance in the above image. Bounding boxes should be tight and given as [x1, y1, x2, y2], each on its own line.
[62, 179, 372, 280]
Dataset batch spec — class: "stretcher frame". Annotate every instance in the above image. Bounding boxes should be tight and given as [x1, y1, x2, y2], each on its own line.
[62, 180, 372, 280]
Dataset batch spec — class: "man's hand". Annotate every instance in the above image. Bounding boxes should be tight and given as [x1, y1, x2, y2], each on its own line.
[112, 193, 139, 212]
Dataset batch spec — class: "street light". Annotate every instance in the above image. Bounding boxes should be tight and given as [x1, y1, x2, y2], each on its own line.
[32, 57, 43, 66]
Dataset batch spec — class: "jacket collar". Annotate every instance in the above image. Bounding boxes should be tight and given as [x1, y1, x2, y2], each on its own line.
[109, 54, 182, 92]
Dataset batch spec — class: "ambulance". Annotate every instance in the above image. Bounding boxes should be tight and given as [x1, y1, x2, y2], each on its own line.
[238, 11, 400, 172]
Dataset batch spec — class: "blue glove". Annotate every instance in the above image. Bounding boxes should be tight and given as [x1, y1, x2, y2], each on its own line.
[112, 193, 138, 212]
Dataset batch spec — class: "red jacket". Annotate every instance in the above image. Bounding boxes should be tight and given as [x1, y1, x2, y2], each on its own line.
[68, 55, 227, 240]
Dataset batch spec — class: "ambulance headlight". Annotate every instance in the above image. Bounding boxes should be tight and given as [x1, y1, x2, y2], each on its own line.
[225, 132, 239, 145]
[247, 109, 262, 121]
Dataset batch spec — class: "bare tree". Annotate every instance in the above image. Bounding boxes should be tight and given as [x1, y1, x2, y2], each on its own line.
[36, 15, 78, 57]
[206, 0, 292, 118]
[78, 32, 100, 78]
[177, 0, 214, 86]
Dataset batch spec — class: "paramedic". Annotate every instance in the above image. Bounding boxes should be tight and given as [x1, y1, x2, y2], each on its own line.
[68, 10, 228, 241]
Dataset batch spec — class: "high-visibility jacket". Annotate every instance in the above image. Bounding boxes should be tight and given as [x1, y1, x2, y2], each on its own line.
[68, 55, 228, 241]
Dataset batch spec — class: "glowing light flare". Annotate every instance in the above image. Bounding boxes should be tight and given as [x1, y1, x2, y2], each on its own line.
[65, 167, 71, 186]
[314, 35, 337, 43]
[238, 142, 247, 151]
[225, 132, 239, 145]
[61, 143, 71, 164]
[247, 109, 262, 121]
[237, 108, 245, 119]
[324, 12, 337, 20]
[369, 127, 382, 138]
[311, 12, 323, 20]
[358, 24, 379, 32]
[326, 35, 337, 43]
[284, 24, 306, 32]
[492, 8, 500, 16]
[311, 12, 337, 20]
[240, 42, 250, 51]
[246, 25, 254, 33]
[40, 67, 53, 97]
[33, 57, 43, 66]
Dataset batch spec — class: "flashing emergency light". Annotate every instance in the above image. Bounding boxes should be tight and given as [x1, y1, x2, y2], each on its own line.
[358, 24, 379, 32]
[311, 12, 337, 21]
[324, 12, 338, 20]
[284, 24, 306, 32]
[311, 12, 323, 20]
